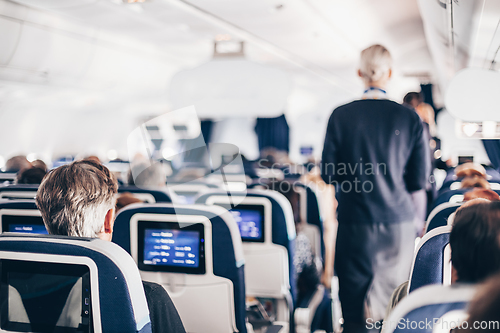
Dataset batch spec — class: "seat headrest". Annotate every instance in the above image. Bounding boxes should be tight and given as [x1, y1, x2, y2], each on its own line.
[118, 186, 172, 203]
[0, 234, 151, 333]
[409, 226, 452, 293]
[382, 284, 476, 333]
[425, 203, 461, 233]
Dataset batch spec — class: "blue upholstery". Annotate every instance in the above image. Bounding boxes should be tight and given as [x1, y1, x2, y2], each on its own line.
[113, 204, 246, 333]
[408, 226, 451, 293]
[118, 186, 172, 203]
[433, 188, 500, 207]
[196, 190, 297, 302]
[424, 203, 460, 233]
[118, 185, 172, 203]
[0, 234, 152, 333]
[383, 284, 476, 333]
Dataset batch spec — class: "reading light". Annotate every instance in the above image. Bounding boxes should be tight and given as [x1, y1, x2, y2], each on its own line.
[462, 123, 479, 137]
[482, 121, 497, 138]
[107, 150, 118, 160]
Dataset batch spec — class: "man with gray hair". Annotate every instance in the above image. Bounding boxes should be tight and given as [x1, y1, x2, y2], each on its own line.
[36, 159, 186, 333]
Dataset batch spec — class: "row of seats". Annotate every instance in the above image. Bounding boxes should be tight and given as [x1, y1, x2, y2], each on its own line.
[0, 182, 331, 333]
[381, 167, 500, 332]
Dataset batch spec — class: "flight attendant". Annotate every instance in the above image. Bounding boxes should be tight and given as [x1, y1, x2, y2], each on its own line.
[321, 44, 428, 333]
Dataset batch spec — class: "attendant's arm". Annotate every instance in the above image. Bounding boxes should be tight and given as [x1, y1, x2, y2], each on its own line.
[404, 120, 430, 192]
[320, 184, 338, 290]
[321, 114, 338, 185]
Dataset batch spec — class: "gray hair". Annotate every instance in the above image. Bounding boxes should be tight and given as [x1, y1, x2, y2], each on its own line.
[128, 162, 166, 187]
[359, 44, 392, 83]
[36, 159, 118, 237]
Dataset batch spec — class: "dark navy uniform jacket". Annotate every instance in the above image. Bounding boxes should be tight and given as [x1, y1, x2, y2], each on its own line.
[321, 99, 429, 224]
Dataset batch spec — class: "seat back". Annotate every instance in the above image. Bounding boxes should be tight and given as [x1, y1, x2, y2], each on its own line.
[294, 183, 324, 264]
[196, 190, 296, 329]
[424, 202, 460, 233]
[0, 185, 38, 200]
[0, 200, 46, 234]
[0, 233, 151, 333]
[382, 284, 476, 333]
[408, 226, 452, 293]
[113, 204, 246, 333]
[0, 172, 17, 184]
[434, 188, 500, 207]
[118, 186, 172, 203]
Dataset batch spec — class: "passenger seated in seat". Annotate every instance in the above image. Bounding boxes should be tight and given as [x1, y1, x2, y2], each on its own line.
[5, 155, 32, 173]
[463, 188, 500, 202]
[460, 175, 491, 190]
[385, 200, 500, 318]
[454, 163, 487, 179]
[17, 167, 46, 184]
[461, 272, 500, 332]
[35, 159, 186, 333]
[128, 160, 167, 187]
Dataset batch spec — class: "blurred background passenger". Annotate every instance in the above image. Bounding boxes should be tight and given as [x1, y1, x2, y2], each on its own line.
[461, 272, 500, 333]
[463, 188, 500, 201]
[16, 167, 46, 184]
[321, 44, 428, 332]
[386, 199, 500, 318]
[5, 155, 32, 173]
[450, 201, 500, 284]
[402, 91, 423, 110]
[31, 159, 48, 172]
[460, 175, 491, 190]
[455, 162, 487, 179]
[116, 192, 143, 212]
[301, 166, 337, 289]
[128, 161, 167, 187]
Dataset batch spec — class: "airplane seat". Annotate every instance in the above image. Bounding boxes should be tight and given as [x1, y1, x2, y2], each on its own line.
[294, 183, 324, 265]
[0, 233, 152, 333]
[382, 284, 476, 333]
[408, 226, 452, 293]
[118, 185, 172, 203]
[424, 202, 461, 233]
[0, 172, 17, 184]
[113, 203, 250, 333]
[0, 200, 45, 234]
[294, 285, 333, 333]
[433, 188, 500, 208]
[195, 190, 296, 330]
[0, 184, 39, 200]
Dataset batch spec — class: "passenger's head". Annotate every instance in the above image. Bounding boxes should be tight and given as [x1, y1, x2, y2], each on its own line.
[415, 103, 435, 125]
[5, 155, 31, 173]
[461, 272, 500, 333]
[403, 92, 423, 109]
[116, 192, 143, 213]
[455, 163, 486, 178]
[461, 175, 491, 190]
[128, 162, 167, 187]
[358, 44, 392, 86]
[17, 167, 46, 184]
[31, 159, 47, 172]
[450, 201, 500, 283]
[35, 159, 118, 241]
[463, 188, 500, 202]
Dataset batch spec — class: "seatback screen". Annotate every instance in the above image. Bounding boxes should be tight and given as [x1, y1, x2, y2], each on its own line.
[2, 215, 48, 235]
[218, 204, 265, 243]
[0, 259, 91, 333]
[138, 222, 205, 274]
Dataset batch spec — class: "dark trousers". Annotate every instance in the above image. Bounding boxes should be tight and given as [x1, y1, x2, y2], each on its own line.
[335, 221, 414, 333]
